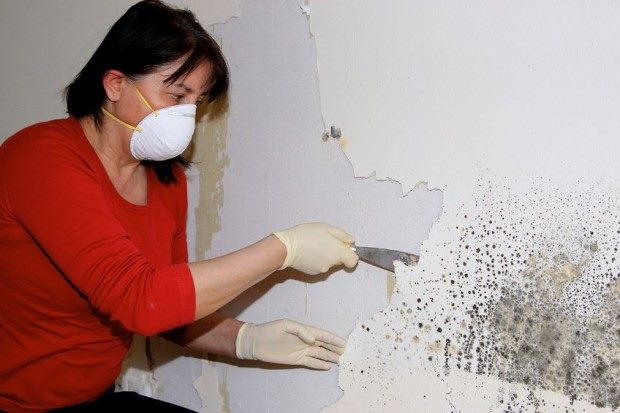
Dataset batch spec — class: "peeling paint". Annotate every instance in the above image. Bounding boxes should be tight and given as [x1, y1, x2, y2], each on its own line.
[386, 272, 396, 300]
[218, 369, 231, 413]
[184, 97, 231, 411]
[185, 98, 230, 260]
[115, 336, 161, 397]
[193, 359, 225, 413]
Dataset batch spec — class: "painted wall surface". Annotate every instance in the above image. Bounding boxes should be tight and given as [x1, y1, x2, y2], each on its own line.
[309, 1, 620, 411]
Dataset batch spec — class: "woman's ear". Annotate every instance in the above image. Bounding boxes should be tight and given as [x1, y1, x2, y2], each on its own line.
[102, 70, 127, 102]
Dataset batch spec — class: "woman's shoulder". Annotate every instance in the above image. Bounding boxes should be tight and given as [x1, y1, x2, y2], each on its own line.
[0, 117, 95, 180]
[1, 117, 83, 155]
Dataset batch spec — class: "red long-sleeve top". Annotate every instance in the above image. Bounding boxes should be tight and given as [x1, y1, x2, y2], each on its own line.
[0, 117, 196, 412]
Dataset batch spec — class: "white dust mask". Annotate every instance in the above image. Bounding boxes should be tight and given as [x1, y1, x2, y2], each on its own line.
[101, 84, 197, 161]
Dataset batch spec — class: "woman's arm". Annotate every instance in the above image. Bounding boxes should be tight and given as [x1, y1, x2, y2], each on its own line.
[189, 235, 285, 322]
[189, 224, 359, 321]
[167, 312, 347, 370]
[172, 312, 242, 357]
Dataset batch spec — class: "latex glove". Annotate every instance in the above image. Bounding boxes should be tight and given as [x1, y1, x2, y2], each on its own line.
[273, 223, 359, 275]
[235, 319, 347, 370]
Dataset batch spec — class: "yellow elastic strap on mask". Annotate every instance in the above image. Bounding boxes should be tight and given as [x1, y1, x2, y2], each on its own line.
[101, 107, 142, 132]
[133, 84, 159, 116]
[100, 81, 158, 130]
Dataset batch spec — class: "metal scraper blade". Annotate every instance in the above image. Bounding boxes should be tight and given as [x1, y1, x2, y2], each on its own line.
[350, 245, 419, 273]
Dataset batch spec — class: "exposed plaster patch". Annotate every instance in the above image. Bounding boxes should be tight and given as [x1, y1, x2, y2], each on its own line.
[218, 369, 232, 413]
[194, 359, 225, 413]
[386, 273, 396, 300]
[187, 99, 230, 260]
[115, 336, 161, 397]
[185, 98, 231, 410]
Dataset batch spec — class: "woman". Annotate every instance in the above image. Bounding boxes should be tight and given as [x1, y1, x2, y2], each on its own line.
[0, 1, 358, 411]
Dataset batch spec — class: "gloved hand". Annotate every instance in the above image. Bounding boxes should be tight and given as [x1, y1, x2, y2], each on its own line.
[235, 319, 347, 370]
[273, 223, 359, 275]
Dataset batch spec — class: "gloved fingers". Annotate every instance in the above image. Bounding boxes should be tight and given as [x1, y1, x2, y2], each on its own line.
[300, 356, 332, 370]
[325, 225, 355, 244]
[306, 346, 341, 364]
[315, 340, 346, 355]
[283, 320, 316, 345]
[304, 325, 347, 348]
[341, 246, 359, 268]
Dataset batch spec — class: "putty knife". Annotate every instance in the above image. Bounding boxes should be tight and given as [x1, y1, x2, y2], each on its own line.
[349, 244, 419, 273]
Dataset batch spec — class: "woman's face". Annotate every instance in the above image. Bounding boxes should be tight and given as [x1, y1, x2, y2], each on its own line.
[112, 58, 212, 128]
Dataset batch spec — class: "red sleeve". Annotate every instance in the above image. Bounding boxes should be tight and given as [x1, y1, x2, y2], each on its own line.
[0, 127, 195, 337]
[171, 164, 189, 264]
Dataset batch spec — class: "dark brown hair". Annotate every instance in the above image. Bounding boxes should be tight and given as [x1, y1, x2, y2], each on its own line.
[65, 0, 229, 183]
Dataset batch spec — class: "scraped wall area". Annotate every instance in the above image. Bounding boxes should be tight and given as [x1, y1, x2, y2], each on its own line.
[310, 1, 620, 411]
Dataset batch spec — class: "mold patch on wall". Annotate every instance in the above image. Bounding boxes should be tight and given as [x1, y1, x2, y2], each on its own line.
[443, 177, 620, 410]
[325, 175, 619, 412]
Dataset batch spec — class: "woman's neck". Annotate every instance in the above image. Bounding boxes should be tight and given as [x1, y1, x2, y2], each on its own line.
[79, 115, 147, 204]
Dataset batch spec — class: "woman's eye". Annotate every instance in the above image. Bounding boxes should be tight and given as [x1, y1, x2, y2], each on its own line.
[171, 94, 184, 101]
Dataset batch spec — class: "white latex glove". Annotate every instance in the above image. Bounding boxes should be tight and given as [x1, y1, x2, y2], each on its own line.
[273, 223, 359, 275]
[235, 319, 347, 370]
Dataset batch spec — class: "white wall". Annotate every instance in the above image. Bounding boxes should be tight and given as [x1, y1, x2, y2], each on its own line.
[0, 1, 132, 139]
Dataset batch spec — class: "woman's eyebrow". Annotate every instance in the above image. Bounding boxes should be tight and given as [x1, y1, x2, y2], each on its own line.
[171, 83, 193, 93]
